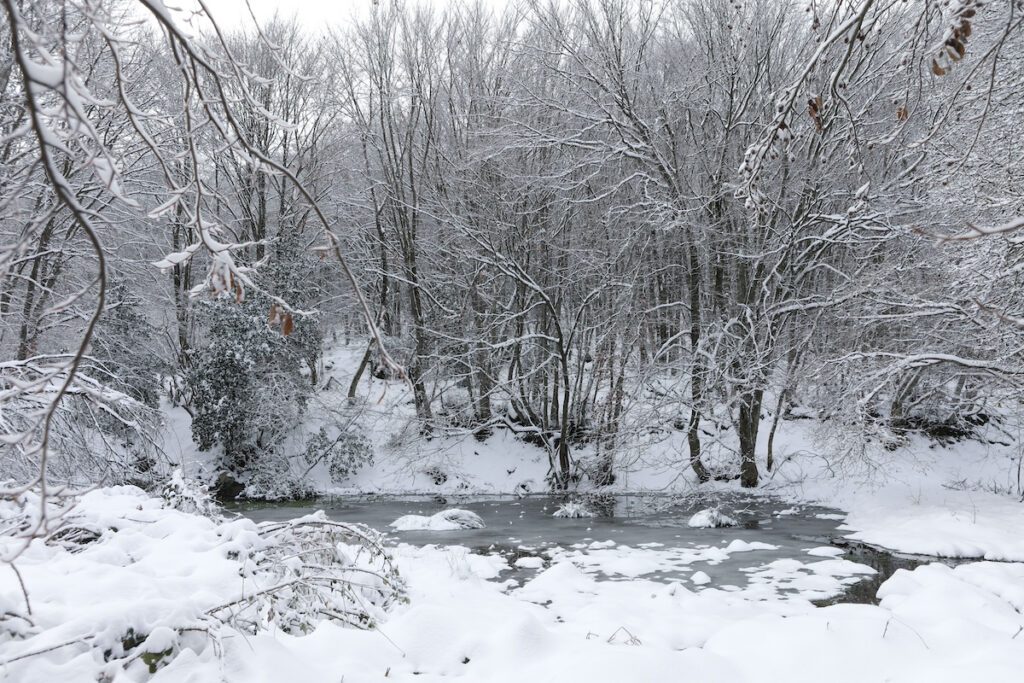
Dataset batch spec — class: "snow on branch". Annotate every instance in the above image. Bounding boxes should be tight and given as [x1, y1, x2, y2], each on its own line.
[915, 216, 1024, 244]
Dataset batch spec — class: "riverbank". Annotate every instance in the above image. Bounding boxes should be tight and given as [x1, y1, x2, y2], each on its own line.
[74, 341, 1022, 682]
[166, 343, 1024, 562]
[2, 483, 1023, 682]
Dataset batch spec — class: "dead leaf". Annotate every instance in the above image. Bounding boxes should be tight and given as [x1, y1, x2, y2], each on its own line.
[946, 39, 965, 62]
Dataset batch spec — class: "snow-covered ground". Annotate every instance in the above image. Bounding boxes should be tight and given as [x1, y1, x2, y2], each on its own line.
[270, 547, 1022, 683]
[2, 484, 1022, 682]
[25, 343, 1018, 681]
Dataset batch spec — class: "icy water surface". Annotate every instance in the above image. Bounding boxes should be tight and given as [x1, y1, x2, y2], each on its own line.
[234, 493, 935, 603]
[235, 492, 839, 543]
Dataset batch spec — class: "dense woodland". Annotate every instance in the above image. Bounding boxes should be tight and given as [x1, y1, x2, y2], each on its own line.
[1, 0, 1023, 498]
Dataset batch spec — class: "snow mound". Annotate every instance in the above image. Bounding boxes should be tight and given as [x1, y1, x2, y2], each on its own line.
[690, 570, 711, 585]
[688, 507, 738, 528]
[553, 502, 596, 518]
[514, 556, 545, 569]
[390, 508, 486, 531]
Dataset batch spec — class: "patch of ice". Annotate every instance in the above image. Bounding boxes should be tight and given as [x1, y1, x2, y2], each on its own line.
[514, 556, 545, 569]
[542, 538, 781, 580]
[725, 539, 777, 552]
[741, 557, 876, 601]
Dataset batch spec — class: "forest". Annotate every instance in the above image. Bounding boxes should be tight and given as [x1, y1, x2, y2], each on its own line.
[1, 1, 1024, 682]
[2, 0, 1021, 498]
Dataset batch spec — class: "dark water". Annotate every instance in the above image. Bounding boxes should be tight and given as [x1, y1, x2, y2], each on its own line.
[231, 493, 942, 604]
[811, 540, 963, 606]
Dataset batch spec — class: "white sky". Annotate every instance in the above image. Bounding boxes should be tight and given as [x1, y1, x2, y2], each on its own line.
[204, 0, 365, 29]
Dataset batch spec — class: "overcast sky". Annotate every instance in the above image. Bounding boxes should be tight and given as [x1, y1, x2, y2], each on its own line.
[205, 0, 364, 29]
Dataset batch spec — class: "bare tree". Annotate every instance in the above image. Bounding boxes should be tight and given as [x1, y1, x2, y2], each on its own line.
[0, 0, 388, 540]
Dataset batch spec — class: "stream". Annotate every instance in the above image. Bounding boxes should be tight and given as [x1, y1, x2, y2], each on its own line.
[234, 493, 955, 605]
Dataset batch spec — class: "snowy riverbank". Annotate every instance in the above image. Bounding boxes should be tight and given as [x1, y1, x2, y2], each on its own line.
[32, 341, 1015, 681]
[164, 341, 1024, 563]
[2, 471, 1024, 682]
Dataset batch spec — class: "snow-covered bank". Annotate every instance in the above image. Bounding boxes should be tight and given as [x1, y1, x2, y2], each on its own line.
[163, 342, 1024, 567]
[166, 342, 1024, 565]
[3, 482, 1023, 682]
[117, 341, 1024, 681]
[154, 542, 1024, 683]
[763, 431, 1024, 562]
[0, 487, 403, 682]
[368, 417, 1024, 563]
[329, 422, 1024, 564]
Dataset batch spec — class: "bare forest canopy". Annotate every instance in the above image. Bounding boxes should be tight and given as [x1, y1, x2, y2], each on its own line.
[1, 0, 1023, 503]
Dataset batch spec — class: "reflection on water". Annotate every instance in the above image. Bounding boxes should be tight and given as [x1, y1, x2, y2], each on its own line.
[812, 540, 966, 606]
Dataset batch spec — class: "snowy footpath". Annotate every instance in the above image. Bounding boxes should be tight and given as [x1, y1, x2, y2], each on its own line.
[2, 473, 1024, 683]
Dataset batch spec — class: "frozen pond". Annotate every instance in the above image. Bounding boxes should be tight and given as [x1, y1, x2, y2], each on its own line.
[234, 493, 939, 603]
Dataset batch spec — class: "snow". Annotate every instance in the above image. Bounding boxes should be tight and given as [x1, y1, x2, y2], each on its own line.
[691, 570, 711, 585]
[839, 493, 1024, 561]
[74, 343, 1024, 681]
[513, 556, 545, 569]
[742, 557, 877, 601]
[4, 484, 1024, 682]
[389, 508, 486, 531]
[369, 546, 1021, 683]
[0, 486, 401, 682]
[688, 507, 738, 528]
[769, 429, 1024, 562]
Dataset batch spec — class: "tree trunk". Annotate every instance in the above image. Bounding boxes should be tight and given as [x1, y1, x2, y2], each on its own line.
[555, 364, 572, 489]
[766, 388, 786, 472]
[348, 341, 375, 401]
[738, 389, 762, 488]
[687, 240, 710, 483]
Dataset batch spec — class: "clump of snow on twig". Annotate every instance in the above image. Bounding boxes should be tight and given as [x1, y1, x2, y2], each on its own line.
[222, 511, 406, 634]
[160, 468, 220, 518]
[552, 501, 596, 518]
